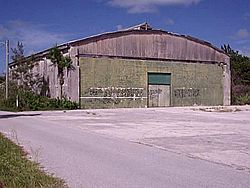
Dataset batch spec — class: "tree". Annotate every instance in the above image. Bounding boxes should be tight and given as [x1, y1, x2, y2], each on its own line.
[11, 42, 43, 93]
[221, 44, 250, 85]
[221, 44, 237, 56]
[48, 46, 74, 99]
[221, 44, 250, 104]
[0, 75, 4, 84]
[11, 41, 25, 62]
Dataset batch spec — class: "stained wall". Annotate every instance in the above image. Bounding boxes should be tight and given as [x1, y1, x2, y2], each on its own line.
[80, 57, 224, 108]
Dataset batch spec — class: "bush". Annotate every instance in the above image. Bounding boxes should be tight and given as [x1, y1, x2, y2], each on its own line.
[233, 94, 250, 105]
[231, 85, 250, 105]
[0, 88, 79, 111]
[221, 45, 250, 105]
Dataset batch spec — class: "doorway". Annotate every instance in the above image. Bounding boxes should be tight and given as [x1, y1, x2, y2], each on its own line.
[148, 73, 171, 107]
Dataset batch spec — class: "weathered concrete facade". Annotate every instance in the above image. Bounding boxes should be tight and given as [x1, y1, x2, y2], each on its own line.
[9, 23, 230, 108]
[79, 57, 224, 108]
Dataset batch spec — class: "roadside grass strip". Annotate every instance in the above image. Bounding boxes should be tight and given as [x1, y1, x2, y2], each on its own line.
[0, 133, 67, 188]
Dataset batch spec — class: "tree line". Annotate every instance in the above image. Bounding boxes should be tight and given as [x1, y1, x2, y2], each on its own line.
[221, 44, 250, 104]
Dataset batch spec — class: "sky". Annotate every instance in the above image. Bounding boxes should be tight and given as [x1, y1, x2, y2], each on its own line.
[0, 0, 250, 73]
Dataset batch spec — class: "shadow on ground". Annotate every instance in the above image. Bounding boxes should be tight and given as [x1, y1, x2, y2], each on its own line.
[0, 113, 41, 119]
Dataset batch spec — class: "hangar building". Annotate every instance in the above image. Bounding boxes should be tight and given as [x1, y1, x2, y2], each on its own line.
[9, 23, 231, 108]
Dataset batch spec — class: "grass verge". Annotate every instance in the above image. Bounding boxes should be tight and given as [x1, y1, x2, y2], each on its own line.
[0, 133, 67, 188]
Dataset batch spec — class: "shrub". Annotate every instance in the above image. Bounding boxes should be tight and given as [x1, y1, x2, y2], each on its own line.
[0, 88, 79, 111]
[234, 94, 250, 105]
[231, 84, 250, 105]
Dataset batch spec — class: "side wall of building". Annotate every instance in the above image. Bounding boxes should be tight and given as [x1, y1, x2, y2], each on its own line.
[79, 57, 224, 108]
[9, 49, 79, 102]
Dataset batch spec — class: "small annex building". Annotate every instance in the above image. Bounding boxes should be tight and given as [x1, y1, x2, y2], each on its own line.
[9, 23, 231, 108]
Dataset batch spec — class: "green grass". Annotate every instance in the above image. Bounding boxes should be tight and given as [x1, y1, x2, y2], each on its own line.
[0, 133, 67, 188]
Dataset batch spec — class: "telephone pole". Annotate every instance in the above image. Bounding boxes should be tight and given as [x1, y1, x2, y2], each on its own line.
[1, 40, 9, 99]
[5, 40, 9, 99]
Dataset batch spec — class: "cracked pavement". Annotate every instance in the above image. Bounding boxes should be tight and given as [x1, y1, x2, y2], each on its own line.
[33, 105, 250, 172]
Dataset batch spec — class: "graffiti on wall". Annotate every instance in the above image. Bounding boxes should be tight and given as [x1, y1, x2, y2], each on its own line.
[88, 87, 144, 98]
[149, 88, 162, 99]
[174, 88, 200, 98]
[81, 87, 146, 104]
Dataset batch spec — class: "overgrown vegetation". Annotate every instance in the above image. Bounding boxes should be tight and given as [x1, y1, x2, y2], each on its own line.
[221, 44, 250, 105]
[0, 81, 78, 111]
[0, 133, 68, 188]
[11, 42, 47, 95]
[11, 54, 44, 93]
[48, 47, 74, 99]
[0, 43, 78, 111]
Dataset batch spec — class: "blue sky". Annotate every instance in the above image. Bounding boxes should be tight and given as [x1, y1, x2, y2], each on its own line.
[0, 0, 250, 73]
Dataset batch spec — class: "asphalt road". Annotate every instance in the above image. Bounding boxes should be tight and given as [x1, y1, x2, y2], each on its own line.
[0, 110, 250, 188]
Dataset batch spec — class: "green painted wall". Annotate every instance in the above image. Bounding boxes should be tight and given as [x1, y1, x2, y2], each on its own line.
[79, 57, 224, 108]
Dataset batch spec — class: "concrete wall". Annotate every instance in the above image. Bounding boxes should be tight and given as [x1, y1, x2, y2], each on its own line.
[79, 57, 224, 108]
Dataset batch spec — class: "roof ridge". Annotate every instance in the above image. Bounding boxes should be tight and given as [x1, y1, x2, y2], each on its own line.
[123, 22, 152, 31]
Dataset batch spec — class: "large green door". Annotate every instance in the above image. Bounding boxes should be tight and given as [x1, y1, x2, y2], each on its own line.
[148, 73, 171, 107]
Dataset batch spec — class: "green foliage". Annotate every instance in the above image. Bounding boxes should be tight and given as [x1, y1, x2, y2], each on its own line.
[11, 41, 25, 62]
[221, 44, 236, 56]
[0, 82, 79, 111]
[48, 47, 72, 73]
[0, 133, 68, 188]
[221, 44, 250, 105]
[48, 46, 74, 98]
[11, 42, 44, 93]
[2, 44, 77, 111]
[221, 44, 250, 85]
[0, 75, 4, 84]
[234, 94, 250, 105]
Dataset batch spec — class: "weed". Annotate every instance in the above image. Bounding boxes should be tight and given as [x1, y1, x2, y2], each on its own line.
[0, 133, 68, 188]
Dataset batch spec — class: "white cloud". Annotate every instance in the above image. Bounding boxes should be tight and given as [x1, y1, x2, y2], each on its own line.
[234, 29, 250, 40]
[165, 18, 175, 25]
[116, 24, 124, 31]
[231, 28, 250, 57]
[0, 20, 70, 55]
[108, 0, 202, 13]
[241, 46, 250, 57]
[0, 25, 9, 36]
[238, 47, 250, 57]
[244, 12, 250, 21]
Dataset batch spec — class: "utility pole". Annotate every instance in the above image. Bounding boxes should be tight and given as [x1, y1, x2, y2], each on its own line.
[5, 40, 9, 99]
